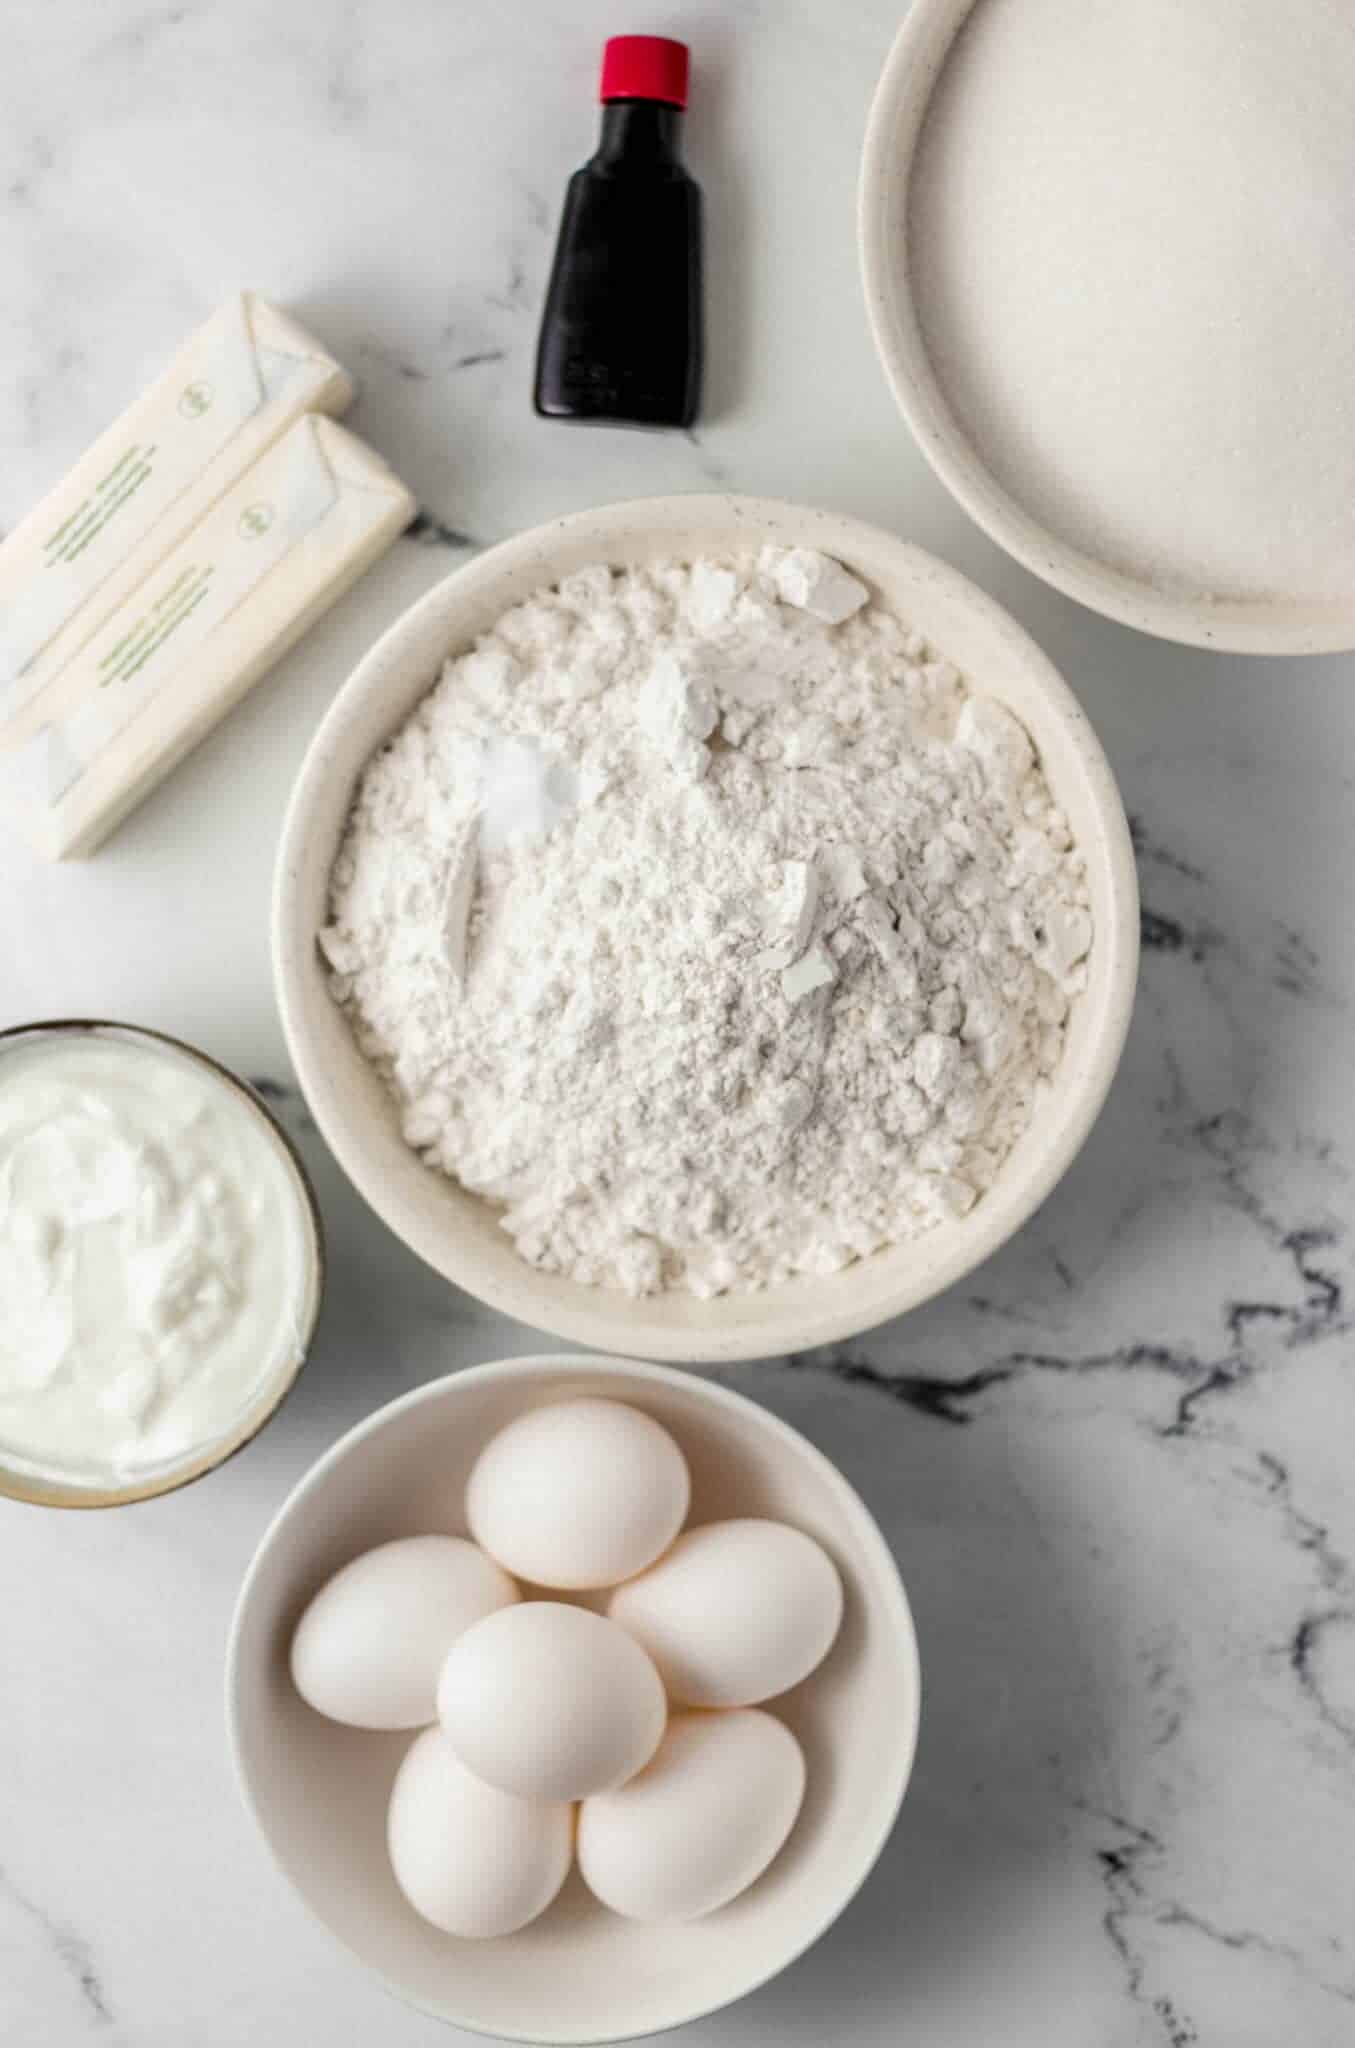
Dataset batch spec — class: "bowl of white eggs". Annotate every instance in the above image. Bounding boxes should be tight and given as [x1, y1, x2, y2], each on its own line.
[226, 1354, 920, 2042]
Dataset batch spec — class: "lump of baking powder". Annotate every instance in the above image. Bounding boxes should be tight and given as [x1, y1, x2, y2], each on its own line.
[636, 651, 719, 781]
[760, 544, 869, 623]
[479, 736, 579, 855]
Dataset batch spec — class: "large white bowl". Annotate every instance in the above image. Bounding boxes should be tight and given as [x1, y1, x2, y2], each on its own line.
[274, 494, 1138, 1361]
[860, 0, 1355, 655]
[226, 1354, 921, 2043]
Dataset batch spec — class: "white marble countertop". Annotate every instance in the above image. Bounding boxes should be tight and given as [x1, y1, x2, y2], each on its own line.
[5, 4, 1355, 2043]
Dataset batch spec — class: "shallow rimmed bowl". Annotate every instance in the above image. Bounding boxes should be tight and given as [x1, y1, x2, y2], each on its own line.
[860, 0, 1355, 654]
[226, 1353, 921, 2042]
[0, 1018, 324, 1508]
[273, 493, 1137, 1361]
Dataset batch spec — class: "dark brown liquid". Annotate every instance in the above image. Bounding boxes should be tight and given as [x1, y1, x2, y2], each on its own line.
[534, 100, 702, 431]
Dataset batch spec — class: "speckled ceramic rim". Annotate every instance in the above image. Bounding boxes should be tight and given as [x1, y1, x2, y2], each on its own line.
[225, 1353, 922, 2045]
[274, 492, 1138, 1363]
[0, 1019, 326, 1510]
[859, 0, 1355, 655]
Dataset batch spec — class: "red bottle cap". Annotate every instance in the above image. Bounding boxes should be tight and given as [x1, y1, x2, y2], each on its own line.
[599, 35, 689, 109]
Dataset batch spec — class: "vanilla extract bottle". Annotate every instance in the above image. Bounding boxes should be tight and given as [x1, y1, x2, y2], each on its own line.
[534, 36, 703, 431]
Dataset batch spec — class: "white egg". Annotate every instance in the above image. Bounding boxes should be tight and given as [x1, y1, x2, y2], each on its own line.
[466, 1398, 690, 1589]
[608, 1518, 843, 1707]
[578, 1710, 805, 1922]
[437, 1601, 666, 1801]
[387, 1727, 573, 1939]
[291, 1535, 519, 1729]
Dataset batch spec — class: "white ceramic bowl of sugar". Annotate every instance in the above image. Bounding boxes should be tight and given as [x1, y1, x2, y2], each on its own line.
[226, 1353, 921, 2042]
[860, 0, 1355, 654]
[273, 494, 1138, 1361]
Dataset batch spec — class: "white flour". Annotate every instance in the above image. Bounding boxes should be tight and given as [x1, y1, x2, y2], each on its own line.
[910, 0, 1355, 606]
[322, 549, 1090, 1296]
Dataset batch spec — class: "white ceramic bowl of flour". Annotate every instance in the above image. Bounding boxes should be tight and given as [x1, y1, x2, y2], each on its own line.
[861, 0, 1355, 654]
[274, 495, 1137, 1362]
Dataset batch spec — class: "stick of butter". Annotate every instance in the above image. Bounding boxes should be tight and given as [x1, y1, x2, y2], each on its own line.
[0, 293, 354, 741]
[0, 415, 414, 859]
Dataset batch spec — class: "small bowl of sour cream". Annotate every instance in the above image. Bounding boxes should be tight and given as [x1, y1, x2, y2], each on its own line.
[0, 1020, 324, 1508]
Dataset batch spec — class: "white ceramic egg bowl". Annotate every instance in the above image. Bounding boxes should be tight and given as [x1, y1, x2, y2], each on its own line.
[226, 1354, 920, 2043]
[273, 494, 1138, 1361]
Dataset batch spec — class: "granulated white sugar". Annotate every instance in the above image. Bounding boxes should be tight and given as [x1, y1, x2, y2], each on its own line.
[322, 550, 1090, 1297]
[910, 0, 1355, 606]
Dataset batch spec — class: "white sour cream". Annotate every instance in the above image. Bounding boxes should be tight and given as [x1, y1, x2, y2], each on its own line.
[0, 1028, 319, 1491]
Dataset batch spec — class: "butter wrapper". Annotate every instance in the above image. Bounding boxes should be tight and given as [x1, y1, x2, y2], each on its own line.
[0, 416, 414, 859]
[0, 292, 354, 740]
